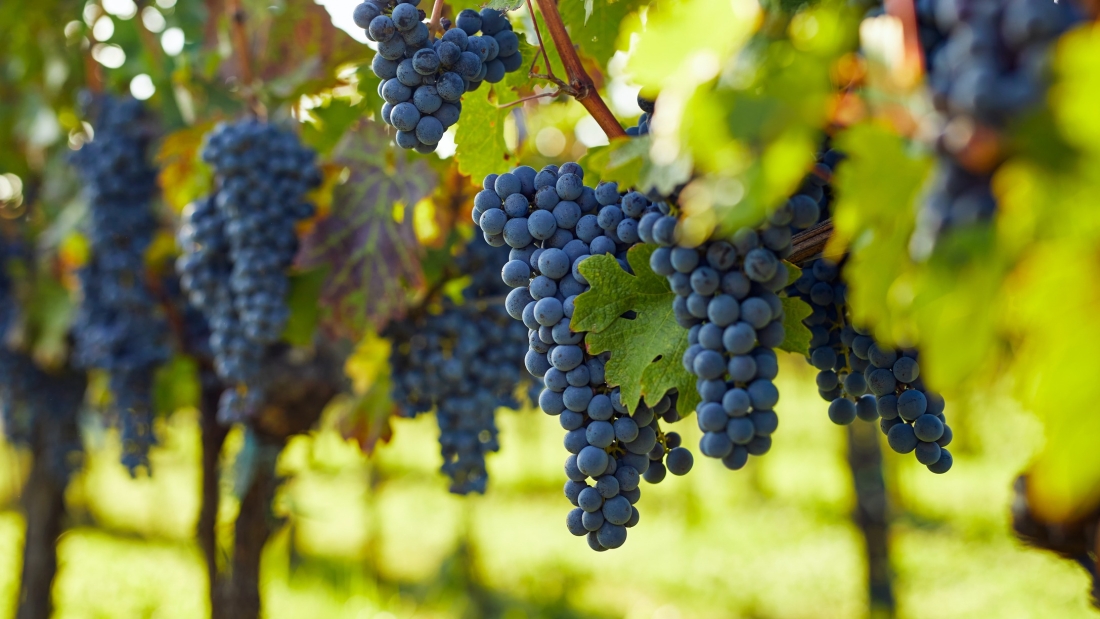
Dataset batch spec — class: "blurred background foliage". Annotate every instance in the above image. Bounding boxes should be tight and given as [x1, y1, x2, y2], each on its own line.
[2, 0, 1100, 616]
[3, 365, 1097, 619]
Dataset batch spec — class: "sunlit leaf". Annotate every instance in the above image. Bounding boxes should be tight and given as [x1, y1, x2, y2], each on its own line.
[156, 122, 215, 214]
[560, 0, 643, 70]
[455, 85, 513, 182]
[573, 244, 698, 417]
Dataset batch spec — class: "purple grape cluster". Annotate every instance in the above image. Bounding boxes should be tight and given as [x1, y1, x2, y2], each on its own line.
[354, 0, 524, 153]
[386, 235, 531, 494]
[471, 162, 694, 550]
[177, 120, 320, 423]
[70, 95, 169, 473]
[914, 0, 1082, 247]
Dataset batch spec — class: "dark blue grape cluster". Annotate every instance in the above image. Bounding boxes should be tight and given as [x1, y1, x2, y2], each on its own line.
[178, 120, 320, 423]
[860, 338, 953, 473]
[562, 387, 688, 551]
[913, 0, 1081, 247]
[386, 235, 530, 494]
[70, 95, 169, 474]
[792, 257, 954, 473]
[471, 162, 693, 550]
[789, 257, 880, 426]
[354, 0, 524, 153]
[649, 184, 822, 469]
[0, 240, 28, 444]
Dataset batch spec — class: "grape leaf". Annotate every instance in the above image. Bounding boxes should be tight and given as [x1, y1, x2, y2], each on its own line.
[254, 0, 372, 102]
[282, 267, 329, 346]
[337, 330, 396, 454]
[295, 122, 436, 339]
[580, 136, 649, 189]
[778, 296, 812, 355]
[455, 85, 513, 182]
[572, 244, 699, 418]
[559, 0, 643, 69]
[486, 0, 524, 9]
[153, 355, 200, 414]
[156, 122, 215, 214]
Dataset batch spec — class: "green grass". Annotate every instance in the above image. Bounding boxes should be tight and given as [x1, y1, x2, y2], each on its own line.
[1, 355, 1095, 619]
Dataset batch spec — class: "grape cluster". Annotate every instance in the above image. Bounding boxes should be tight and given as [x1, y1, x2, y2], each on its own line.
[563, 387, 690, 551]
[790, 257, 878, 425]
[648, 183, 822, 468]
[70, 95, 169, 473]
[793, 257, 954, 473]
[178, 120, 320, 423]
[386, 235, 530, 494]
[354, 0, 524, 153]
[913, 0, 1081, 247]
[860, 338, 953, 473]
[471, 162, 693, 549]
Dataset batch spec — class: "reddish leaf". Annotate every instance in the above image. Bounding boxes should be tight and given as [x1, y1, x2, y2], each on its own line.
[295, 122, 437, 339]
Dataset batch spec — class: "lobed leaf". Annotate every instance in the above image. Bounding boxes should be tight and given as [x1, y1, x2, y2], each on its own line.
[295, 122, 437, 339]
[573, 244, 698, 417]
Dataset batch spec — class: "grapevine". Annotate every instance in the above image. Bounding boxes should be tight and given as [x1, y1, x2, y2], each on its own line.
[4, 0, 1100, 614]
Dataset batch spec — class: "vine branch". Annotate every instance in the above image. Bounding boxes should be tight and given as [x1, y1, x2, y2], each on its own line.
[789, 218, 837, 266]
[529, 0, 626, 141]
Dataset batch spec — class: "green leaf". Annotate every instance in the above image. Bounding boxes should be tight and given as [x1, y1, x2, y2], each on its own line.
[486, 0, 524, 9]
[282, 266, 329, 346]
[156, 122, 215, 214]
[455, 85, 513, 182]
[573, 244, 699, 417]
[301, 97, 372, 156]
[153, 356, 201, 414]
[778, 296, 812, 355]
[784, 260, 801, 286]
[26, 275, 73, 366]
[580, 137, 649, 189]
[559, 0, 643, 69]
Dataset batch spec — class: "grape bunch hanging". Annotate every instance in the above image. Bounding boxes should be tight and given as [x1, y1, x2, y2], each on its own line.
[353, 0, 524, 152]
[472, 162, 695, 551]
[70, 95, 170, 474]
[177, 119, 320, 423]
[386, 235, 531, 495]
[646, 167, 825, 469]
[791, 258, 954, 473]
[914, 0, 1081, 248]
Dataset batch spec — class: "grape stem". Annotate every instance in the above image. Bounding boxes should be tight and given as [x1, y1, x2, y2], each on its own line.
[530, 0, 627, 140]
[496, 88, 562, 109]
[428, 0, 446, 36]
